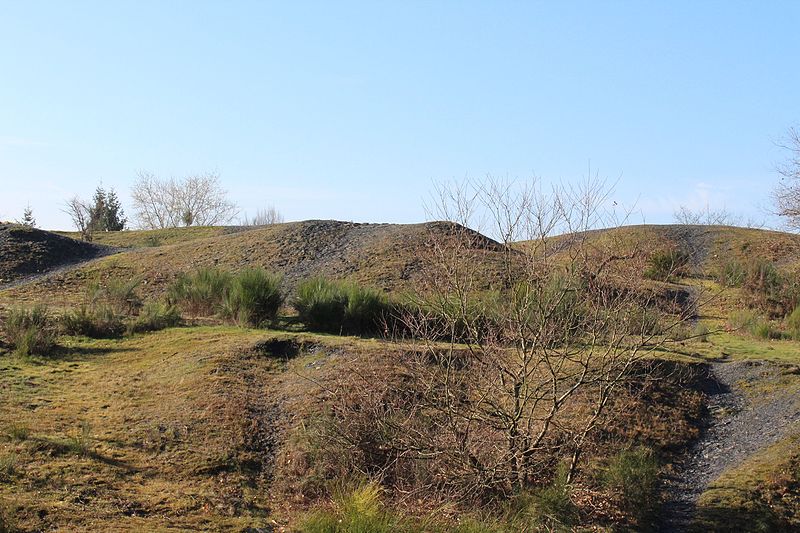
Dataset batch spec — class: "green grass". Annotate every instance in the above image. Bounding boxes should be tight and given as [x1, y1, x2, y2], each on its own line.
[55, 226, 240, 248]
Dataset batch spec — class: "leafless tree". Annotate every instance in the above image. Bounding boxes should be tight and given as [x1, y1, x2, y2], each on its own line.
[242, 205, 284, 226]
[673, 204, 763, 228]
[324, 178, 691, 501]
[774, 126, 800, 229]
[63, 196, 93, 241]
[130, 171, 239, 229]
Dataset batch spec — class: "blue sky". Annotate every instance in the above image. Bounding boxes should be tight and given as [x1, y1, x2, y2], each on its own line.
[1, 1, 798, 230]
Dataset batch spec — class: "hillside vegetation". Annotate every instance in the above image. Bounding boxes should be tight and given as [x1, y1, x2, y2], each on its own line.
[0, 221, 799, 531]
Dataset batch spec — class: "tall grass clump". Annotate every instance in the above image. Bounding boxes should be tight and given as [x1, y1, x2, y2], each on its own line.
[300, 483, 401, 533]
[644, 249, 689, 282]
[3, 306, 56, 357]
[0, 499, 16, 533]
[716, 258, 747, 287]
[295, 278, 390, 335]
[60, 304, 125, 338]
[167, 267, 232, 316]
[128, 301, 182, 334]
[600, 447, 660, 523]
[103, 276, 143, 315]
[506, 466, 579, 531]
[222, 268, 283, 327]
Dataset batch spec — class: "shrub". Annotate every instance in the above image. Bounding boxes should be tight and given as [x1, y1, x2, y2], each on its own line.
[295, 278, 390, 335]
[717, 259, 747, 288]
[0, 500, 16, 533]
[60, 304, 125, 338]
[751, 320, 782, 340]
[508, 466, 579, 531]
[344, 285, 390, 334]
[295, 277, 348, 333]
[0, 454, 16, 482]
[300, 483, 400, 533]
[3, 306, 56, 357]
[4, 423, 29, 442]
[600, 447, 660, 522]
[221, 268, 283, 327]
[167, 267, 232, 316]
[103, 276, 143, 315]
[693, 322, 710, 342]
[644, 249, 689, 281]
[128, 302, 182, 334]
[786, 306, 800, 340]
[728, 309, 758, 332]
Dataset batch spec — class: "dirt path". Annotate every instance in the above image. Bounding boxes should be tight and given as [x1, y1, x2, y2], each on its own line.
[659, 360, 800, 531]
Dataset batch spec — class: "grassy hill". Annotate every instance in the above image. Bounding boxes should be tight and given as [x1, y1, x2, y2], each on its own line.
[1, 220, 505, 307]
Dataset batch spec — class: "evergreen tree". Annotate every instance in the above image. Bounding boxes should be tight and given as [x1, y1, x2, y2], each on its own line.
[104, 189, 126, 231]
[88, 186, 126, 231]
[18, 204, 36, 228]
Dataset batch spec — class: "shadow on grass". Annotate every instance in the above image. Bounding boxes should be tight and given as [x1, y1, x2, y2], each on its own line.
[693, 498, 791, 533]
[27, 344, 136, 363]
[28, 436, 136, 472]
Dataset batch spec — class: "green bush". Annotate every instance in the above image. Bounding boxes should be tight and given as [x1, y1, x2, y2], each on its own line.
[128, 302, 182, 334]
[60, 304, 125, 338]
[600, 447, 660, 522]
[221, 268, 283, 327]
[3, 306, 56, 357]
[786, 306, 800, 340]
[644, 249, 689, 281]
[167, 267, 232, 317]
[751, 320, 782, 340]
[295, 278, 390, 335]
[717, 259, 747, 288]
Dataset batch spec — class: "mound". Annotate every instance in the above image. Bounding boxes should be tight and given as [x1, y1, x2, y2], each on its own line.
[0, 224, 115, 286]
[0, 220, 505, 304]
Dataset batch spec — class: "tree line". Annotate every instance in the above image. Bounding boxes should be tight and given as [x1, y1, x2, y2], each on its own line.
[56, 171, 281, 240]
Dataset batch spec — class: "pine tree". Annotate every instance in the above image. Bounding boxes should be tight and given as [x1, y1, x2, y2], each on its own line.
[104, 189, 126, 231]
[18, 204, 36, 228]
[88, 186, 126, 231]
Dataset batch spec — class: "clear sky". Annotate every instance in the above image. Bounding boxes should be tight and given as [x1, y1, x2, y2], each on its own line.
[1, 1, 798, 230]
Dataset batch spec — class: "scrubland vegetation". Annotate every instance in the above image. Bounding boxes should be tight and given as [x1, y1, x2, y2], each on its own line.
[1, 182, 800, 531]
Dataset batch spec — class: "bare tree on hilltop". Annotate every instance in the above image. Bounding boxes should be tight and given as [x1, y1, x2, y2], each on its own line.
[242, 205, 284, 226]
[131, 171, 239, 229]
[774, 126, 800, 229]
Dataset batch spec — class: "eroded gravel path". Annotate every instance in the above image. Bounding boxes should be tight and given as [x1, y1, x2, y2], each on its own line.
[659, 360, 800, 531]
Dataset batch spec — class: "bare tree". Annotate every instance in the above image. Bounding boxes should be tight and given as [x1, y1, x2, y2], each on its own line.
[673, 204, 763, 228]
[323, 178, 690, 501]
[130, 171, 239, 229]
[242, 205, 284, 226]
[63, 196, 93, 241]
[774, 126, 800, 229]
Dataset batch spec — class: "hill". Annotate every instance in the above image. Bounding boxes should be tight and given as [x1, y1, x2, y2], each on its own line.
[1, 221, 799, 531]
[0, 220, 505, 306]
[0, 224, 114, 286]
